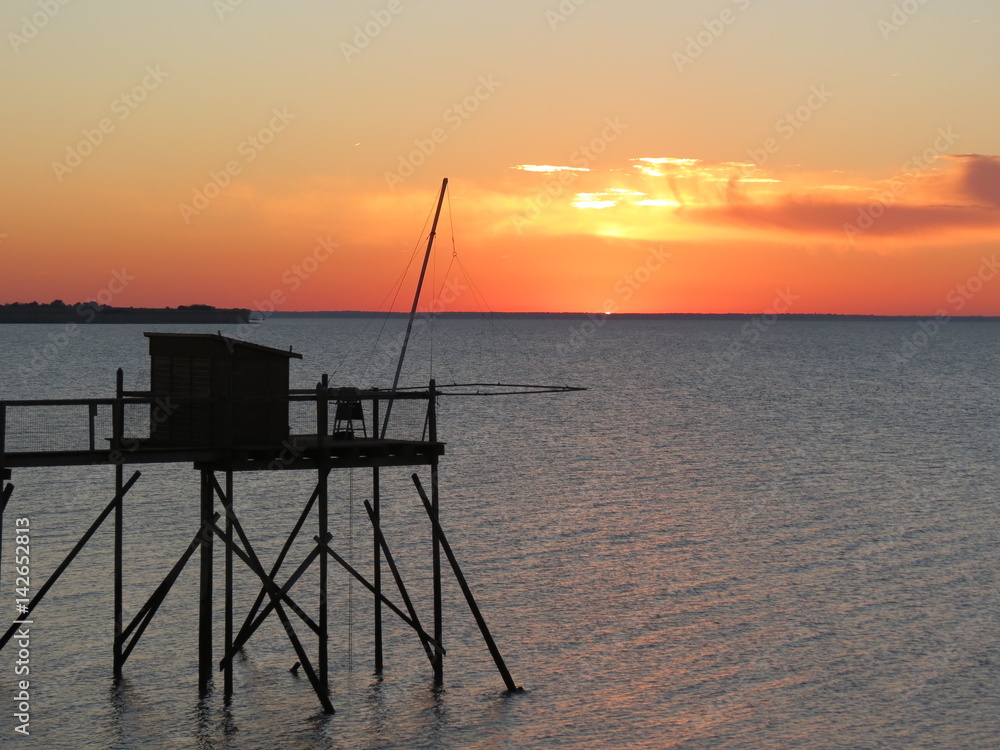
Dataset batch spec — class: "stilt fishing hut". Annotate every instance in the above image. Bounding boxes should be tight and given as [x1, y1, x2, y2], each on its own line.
[0, 178, 579, 716]
[144, 332, 301, 448]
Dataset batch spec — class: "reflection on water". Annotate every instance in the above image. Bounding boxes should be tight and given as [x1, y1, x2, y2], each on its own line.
[1, 318, 999, 748]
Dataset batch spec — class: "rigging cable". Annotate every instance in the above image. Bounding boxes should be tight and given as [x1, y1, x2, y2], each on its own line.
[356, 198, 438, 385]
[328, 236, 424, 385]
[329, 278, 403, 383]
[452, 251, 505, 383]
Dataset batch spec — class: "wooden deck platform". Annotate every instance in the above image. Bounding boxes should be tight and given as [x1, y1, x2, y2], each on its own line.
[0, 435, 444, 470]
[0, 383, 443, 472]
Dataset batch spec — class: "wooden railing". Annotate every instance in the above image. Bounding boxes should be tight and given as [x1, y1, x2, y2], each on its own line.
[0, 380, 438, 461]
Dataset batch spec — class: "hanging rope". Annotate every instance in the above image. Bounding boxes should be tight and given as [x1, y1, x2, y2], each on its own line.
[330, 195, 438, 386]
[361, 230, 428, 385]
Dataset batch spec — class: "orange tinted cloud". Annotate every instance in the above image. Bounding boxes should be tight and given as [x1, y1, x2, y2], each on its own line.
[683, 153, 1000, 243]
[486, 152, 1000, 247]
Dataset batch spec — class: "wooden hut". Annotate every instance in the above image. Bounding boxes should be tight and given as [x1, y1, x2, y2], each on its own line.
[144, 332, 302, 448]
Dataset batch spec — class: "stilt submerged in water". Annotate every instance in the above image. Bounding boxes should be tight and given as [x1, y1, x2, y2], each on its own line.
[0, 177, 580, 714]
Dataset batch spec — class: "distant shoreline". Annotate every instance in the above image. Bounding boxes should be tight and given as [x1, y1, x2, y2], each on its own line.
[3, 306, 999, 323]
[0, 304, 251, 324]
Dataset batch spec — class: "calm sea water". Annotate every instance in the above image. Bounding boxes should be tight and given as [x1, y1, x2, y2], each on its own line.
[1, 317, 998, 749]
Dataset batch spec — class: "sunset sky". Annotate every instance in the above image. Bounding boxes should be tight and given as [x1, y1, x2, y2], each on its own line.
[2, 0, 999, 314]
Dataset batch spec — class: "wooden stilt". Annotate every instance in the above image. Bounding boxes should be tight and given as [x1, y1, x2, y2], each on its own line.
[373, 465, 383, 674]
[206, 516, 322, 635]
[113, 370, 125, 680]
[205, 513, 335, 713]
[224, 470, 234, 699]
[199, 469, 214, 694]
[317, 378, 331, 697]
[363, 500, 435, 665]
[428, 380, 443, 684]
[231, 483, 320, 648]
[0, 472, 141, 650]
[121, 512, 220, 664]
[319, 464, 329, 695]
[412, 474, 521, 693]
[114, 463, 124, 679]
[313, 536, 443, 654]
[221, 540, 325, 668]
[274, 602, 335, 714]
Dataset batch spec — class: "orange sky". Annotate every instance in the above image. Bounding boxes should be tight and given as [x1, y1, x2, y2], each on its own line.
[2, 1, 999, 314]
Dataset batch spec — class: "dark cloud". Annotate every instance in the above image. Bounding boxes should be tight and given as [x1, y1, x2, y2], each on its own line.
[685, 198, 1000, 238]
[953, 154, 1000, 208]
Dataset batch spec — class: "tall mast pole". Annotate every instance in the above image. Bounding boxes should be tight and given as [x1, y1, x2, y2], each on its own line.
[381, 177, 448, 439]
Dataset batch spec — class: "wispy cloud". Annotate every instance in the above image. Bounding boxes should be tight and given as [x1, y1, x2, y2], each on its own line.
[513, 164, 589, 173]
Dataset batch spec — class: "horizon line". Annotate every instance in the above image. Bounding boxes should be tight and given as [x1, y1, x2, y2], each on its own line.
[2, 303, 999, 321]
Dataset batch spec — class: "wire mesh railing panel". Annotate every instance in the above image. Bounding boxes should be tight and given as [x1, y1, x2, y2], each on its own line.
[92, 403, 115, 446]
[287, 396, 431, 443]
[3, 404, 97, 453]
[124, 402, 152, 442]
[2, 401, 162, 454]
[288, 399, 316, 437]
[1, 394, 436, 457]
